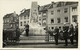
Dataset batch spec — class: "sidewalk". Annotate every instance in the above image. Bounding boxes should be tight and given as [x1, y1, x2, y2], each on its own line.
[4, 41, 78, 48]
[19, 35, 76, 44]
[18, 39, 76, 44]
[5, 36, 77, 45]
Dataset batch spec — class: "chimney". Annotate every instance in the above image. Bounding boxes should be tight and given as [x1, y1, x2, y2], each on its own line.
[51, 2, 56, 5]
[13, 11, 16, 17]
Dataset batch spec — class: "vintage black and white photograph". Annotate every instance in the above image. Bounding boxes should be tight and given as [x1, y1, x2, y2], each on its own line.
[2, 0, 78, 48]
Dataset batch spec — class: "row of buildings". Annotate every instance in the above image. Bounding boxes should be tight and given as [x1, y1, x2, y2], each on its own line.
[3, 2, 78, 31]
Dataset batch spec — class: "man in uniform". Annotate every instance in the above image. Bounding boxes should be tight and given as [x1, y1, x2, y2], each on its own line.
[63, 23, 68, 46]
[68, 24, 74, 45]
[54, 26, 59, 45]
[75, 23, 78, 45]
[16, 27, 20, 42]
[25, 24, 29, 36]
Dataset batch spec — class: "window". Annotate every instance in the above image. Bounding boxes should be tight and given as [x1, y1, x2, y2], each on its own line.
[7, 20, 9, 22]
[72, 15, 77, 22]
[65, 17, 68, 22]
[24, 16, 26, 19]
[57, 18, 61, 23]
[39, 12, 41, 14]
[43, 12, 46, 16]
[39, 22, 41, 25]
[20, 22, 22, 26]
[59, 26, 61, 29]
[26, 16, 29, 19]
[16, 24, 18, 27]
[51, 11, 54, 15]
[57, 10, 60, 12]
[42, 18, 46, 26]
[11, 17, 13, 20]
[39, 17, 41, 21]
[51, 19, 54, 23]
[10, 24, 12, 27]
[24, 21, 26, 26]
[49, 27, 50, 29]
[39, 19, 41, 21]
[20, 16, 22, 20]
[72, 7, 77, 11]
[24, 21, 26, 23]
[64, 8, 68, 13]
[52, 27, 54, 29]
[34, 10, 36, 11]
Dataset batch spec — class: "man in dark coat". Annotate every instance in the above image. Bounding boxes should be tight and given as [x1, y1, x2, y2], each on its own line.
[54, 27, 59, 45]
[75, 24, 78, 45]
[68, 24, 74, 45]
[63, 23, 68, 46]
[25, 24, 29, 36]
[16, 27, 20, 42]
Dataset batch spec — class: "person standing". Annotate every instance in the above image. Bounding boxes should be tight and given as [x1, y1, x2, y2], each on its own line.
[54, 27, 59, 45]
[59, 27, 63, 40]
[25, 24, 29, 36]
[16, 27, 20, 42]
[45, 26, 49, 42]
[63, 23, 68, 46]
[75, 23, 78, 45]
[68, 24, 74, 45]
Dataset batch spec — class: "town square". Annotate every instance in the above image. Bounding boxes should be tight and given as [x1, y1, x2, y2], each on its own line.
[2, 0, 78, 48]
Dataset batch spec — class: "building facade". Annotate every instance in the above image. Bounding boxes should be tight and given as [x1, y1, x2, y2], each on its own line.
[47, 2, 78, 31]
[18, 2, 78, 31]
[19, 9, 30, 30]
[3, 12, 19, 30]
[38, 4, 51, 26]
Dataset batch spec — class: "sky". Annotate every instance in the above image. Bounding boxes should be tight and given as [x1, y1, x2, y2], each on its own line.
[0, 0, 78, 17]
[0, 0, 56, 17]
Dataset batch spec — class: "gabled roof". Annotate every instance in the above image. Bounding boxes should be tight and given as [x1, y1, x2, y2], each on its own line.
[19, 9, 30, 17]
[57, 2, 78, 7]
[3, 13, 13, 19]
[49, 2, 78, 8]
[65, 2, 78, 5]
[38, 2, 78, 11]
[3, 13, 19, 19]
[39, 4, 51, 12]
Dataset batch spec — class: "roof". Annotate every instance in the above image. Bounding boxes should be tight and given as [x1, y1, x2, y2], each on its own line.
[3, 13, 13, 19]
[57, 2, 78, 7]
[39, 2, 78, 11]
[65, 2, 78, 5]
[3, 13, 19, 19]
[48, 2, 78, 9]
[39, 4, 51, 12]
[19, 9, 30, 17]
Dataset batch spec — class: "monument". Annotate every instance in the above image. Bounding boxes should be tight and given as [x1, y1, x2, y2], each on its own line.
[29, 2, 38, 23]
[20, 2, 46, 36]
[29, 2, 46, 35]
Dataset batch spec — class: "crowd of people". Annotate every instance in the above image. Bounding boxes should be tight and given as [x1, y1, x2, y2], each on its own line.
[46, 23, 78, 46]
